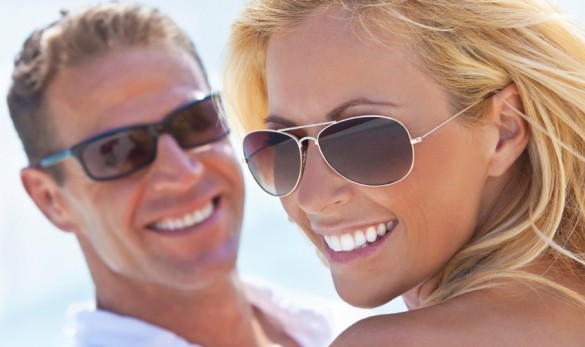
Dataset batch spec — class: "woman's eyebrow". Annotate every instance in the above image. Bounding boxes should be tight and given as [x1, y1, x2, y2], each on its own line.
[263, 98, 400, 125]
[263, 114, 297, 127]
[324, 98, 400, 121]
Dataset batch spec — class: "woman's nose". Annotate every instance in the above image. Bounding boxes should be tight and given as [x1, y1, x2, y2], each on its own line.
[294, 143, 351, 214]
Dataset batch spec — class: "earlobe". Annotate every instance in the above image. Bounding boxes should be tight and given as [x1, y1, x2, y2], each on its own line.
[21, 168, 78, 233]
[487, 84, 530, 177]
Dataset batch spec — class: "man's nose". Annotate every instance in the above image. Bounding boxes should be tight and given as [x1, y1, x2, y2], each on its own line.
[148, 134, 203, 192]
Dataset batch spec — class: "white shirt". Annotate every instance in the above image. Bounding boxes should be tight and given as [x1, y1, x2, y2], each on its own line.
[65, 277, 369, 347]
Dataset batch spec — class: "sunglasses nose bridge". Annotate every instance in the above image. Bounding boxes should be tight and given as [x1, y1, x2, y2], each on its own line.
[295, 135, 325, 184]
[138, 124, 165, 164]
[150, 121, 182, 147]
[297, 135, 319, 165]
[151, 121, 169, 138]
[297, 136, 318, 147]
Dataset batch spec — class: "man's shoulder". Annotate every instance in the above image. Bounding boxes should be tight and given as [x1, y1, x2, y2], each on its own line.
[65, 302, 197, 347]
[65, 278, 373, 347]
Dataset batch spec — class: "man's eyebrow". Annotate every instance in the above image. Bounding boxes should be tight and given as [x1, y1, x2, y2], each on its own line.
[263, 98, 399, 126]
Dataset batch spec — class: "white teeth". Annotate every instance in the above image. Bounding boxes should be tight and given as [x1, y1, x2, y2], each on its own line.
[365, 227, 377, 242]
[332, 236, 342, 251]
[340, 234, 355, 251]
[354, 230, 366, 248]
[152, 202, 214, 231]
[325, 235, 342, 252]
[324, 220, 397, 253]
[377, 223, 387, 237]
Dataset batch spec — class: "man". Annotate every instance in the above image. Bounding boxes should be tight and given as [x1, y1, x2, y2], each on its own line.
[7, 3, 359, 346]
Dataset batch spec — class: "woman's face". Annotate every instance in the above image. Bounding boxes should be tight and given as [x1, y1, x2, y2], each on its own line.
[264, 9, 500, 308]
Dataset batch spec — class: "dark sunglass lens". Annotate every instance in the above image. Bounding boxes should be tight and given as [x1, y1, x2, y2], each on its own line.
[319, 117, 413, 185]
[81, 128, 155, 180]
[171, 97, 228, 148]
[243, 131, 302, 196]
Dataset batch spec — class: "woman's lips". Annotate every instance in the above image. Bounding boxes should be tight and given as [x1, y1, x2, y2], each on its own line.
[321, 220, 398, 263]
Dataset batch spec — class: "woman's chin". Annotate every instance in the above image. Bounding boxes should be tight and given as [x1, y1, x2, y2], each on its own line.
[333, 280, 397, 308]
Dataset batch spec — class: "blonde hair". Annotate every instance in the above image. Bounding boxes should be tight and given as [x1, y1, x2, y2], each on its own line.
[8, 2, 206, 183]
[224, 0, 585, 306]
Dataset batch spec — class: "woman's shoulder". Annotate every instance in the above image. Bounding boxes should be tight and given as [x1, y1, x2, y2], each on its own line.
[332, 285, 585, 347]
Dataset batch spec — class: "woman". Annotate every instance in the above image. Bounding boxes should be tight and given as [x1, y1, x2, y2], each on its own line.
[223, 0, 585, 344]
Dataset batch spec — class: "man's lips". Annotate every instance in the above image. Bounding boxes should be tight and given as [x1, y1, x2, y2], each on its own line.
[147, 197, 219, 232]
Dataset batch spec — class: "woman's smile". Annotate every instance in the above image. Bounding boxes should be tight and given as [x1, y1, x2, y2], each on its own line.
[320, 219, 399, 263]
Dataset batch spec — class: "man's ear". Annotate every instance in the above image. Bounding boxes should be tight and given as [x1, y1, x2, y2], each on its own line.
[21, 167, 78, 233]
[486, 83, 530, 177]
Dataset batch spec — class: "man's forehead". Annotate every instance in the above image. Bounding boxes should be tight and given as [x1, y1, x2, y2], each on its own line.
[44, 45, 208, 142]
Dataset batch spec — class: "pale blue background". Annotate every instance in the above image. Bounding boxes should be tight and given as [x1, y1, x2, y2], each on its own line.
[1, 1, 583, 346]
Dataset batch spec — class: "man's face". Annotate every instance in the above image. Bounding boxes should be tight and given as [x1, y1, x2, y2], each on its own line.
[43, 46, 245, 289]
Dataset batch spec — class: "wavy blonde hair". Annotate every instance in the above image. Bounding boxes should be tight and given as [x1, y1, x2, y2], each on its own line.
[223, 0, 585, 307]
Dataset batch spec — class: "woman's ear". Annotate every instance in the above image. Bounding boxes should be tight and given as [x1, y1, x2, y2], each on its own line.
[20, 167, 78, 233]
[486, 83, 530, 177]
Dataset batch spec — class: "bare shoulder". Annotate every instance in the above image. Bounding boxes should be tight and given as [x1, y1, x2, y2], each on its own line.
[332, 286, 585, 347]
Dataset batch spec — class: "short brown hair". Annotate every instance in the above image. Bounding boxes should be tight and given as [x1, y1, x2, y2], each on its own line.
[7, 2, 207, 181]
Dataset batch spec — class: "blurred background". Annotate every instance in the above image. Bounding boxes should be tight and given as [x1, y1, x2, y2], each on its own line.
[1, 1, 584, 346]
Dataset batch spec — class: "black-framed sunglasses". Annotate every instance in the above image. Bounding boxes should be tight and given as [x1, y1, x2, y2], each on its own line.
[243, 94, 494, 197]
[33, 93, 229, 181]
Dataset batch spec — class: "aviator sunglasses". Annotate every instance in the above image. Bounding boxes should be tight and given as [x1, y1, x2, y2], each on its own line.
[33, 93, 229, 181]
[243, 93, 495, 197]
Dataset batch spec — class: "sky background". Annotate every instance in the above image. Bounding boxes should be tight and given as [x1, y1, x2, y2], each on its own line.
[1, 1, 584, 346]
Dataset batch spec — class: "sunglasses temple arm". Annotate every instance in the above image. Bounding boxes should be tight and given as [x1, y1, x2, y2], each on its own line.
[411, 110, 463, 144]
[412, 95, 490, 144]
[35, 149, 73, 168]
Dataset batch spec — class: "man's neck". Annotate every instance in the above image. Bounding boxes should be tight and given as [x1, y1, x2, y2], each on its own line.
[76, 233, 296, 346]
[94, 271, 265, 346]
